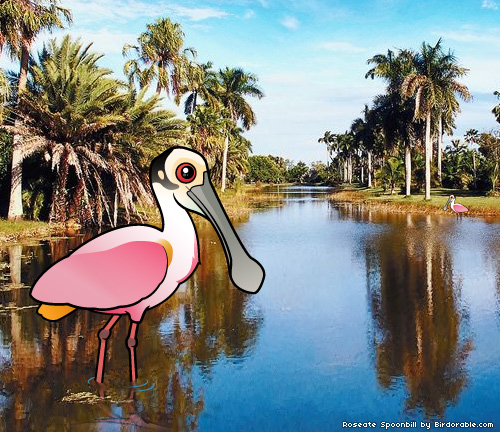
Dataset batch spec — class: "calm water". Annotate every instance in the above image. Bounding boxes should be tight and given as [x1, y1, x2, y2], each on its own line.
[1, 187, 500, 431]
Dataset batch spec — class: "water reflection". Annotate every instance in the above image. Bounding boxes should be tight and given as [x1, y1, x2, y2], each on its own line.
[0, 220, 262, 430]
[2, 189, 500, 429]
[339, 205, 473, 418]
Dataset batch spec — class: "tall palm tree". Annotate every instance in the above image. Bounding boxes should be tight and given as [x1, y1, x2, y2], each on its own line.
[123, 17, 196, 101]
[402, 39, 470, 200]
[1, 0, 72, 220]
[17, 36, 185, 226]
[366, 48, 416, 195]
[464, 128, 479, 188]
[436, 69, 471, 185]
[214, 67, 264, 191]
[318, 130, 335, 166]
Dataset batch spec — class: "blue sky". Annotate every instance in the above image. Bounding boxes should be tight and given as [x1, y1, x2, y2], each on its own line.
[3, 0, 500, 163]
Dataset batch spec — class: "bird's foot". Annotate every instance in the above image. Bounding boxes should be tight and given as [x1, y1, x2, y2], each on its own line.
[90, 377, 109, 400]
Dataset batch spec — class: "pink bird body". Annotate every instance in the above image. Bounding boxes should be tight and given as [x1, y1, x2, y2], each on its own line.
[450, 202, 468, 214]
[30, 147, 265, 384]
[31, 206, 199, 323]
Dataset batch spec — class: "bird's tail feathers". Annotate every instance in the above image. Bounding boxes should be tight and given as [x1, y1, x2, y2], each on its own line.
[38, 304, 76, 321]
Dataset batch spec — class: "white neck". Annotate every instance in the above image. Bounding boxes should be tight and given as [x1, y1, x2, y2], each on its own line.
[153, 183, 195, 235]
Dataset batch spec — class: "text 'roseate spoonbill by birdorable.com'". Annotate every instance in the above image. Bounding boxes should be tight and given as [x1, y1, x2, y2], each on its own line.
[30, 147, 265, 384]
[443, 195, 469, 216]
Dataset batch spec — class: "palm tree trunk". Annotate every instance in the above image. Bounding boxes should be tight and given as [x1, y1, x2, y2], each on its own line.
[343, 160, 347, 182]
[221, 135, 229, 192]
[361, 165, 364, 185]
[405, 143, 411, 196]
[113, 189, 118, 228]
[437, 116, 443, 185]
[18, 43, 29, 92]
[425, 111, 432, 200]
[472, 150, 477, 189]
[193, 91, 198, 112]
[368, 151, 372, 188]
[8, 41, 31, 220]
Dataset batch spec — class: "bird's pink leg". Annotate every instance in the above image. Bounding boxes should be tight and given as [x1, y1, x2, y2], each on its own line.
[127, 322, 139, 382]
[96, 315, 121, 384]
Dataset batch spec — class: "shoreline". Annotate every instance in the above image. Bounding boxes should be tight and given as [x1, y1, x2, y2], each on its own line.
[329, 187, 500, 218]
[0, 186, 284, 244]
[2, 185, 500, 244]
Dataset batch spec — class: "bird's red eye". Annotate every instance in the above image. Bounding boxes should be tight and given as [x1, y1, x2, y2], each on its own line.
[176, 163, 196, 183]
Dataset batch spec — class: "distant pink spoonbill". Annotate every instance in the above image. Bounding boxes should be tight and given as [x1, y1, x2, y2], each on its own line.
[30, 147, 265, 384]
[443, 195, 469, 216]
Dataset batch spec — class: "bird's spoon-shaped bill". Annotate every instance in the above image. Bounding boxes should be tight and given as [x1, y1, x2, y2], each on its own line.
[188, 172, 265, 294]
[443, 196, 452, 211]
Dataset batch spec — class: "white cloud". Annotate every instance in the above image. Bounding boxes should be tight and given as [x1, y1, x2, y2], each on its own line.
[244, 9, 256, 19]
[280, 16, 299, 31]
[482, 0, 498, 10]
[170, 5, 229, 21]
[439, 30, 500, 45]
[66, 28, 137, 55]
[63, 0, 229, 23]
[318, 41, 366, 53]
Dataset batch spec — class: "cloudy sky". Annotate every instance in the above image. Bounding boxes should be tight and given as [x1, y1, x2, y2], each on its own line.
[3, 0, 500, 163]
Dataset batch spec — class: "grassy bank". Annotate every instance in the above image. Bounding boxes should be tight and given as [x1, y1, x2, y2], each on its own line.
[330, 186, 500, 217]
[0, 220, 68, 244]
[0, 185, 283, 244]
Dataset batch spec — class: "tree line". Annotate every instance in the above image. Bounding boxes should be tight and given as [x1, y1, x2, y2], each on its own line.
[318, 39, 500, 197]
[246, 155, 334, 184]
[0, 0, 263, 226]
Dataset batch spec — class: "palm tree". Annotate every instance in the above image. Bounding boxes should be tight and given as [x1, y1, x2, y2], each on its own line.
[464, 128, 479, 188]
[1, 0, 72, 220]
[436, 65, 471, 185]
[318, 130, 335, 166]
[187, 105, 228, 174]
[351, 118, 366, 183]
[402, 39, 470, 200]
[366, 48, 416, 195]
[182, 61, 218, 115]
[17, 36, 185, 226]
[334, 132, 354, 183]
[0, 67, 9, 121]
[214, 67, 264, 192]
[123, 17, 196, 101]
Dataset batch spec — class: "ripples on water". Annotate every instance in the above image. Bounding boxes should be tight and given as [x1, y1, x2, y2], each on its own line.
[1, 187, 500, 430]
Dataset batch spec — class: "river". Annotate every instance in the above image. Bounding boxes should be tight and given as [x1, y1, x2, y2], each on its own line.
[1, 186, 500, 431]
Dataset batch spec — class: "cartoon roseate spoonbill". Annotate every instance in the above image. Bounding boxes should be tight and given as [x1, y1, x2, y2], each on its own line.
[443, 195, 469, 216]
[30, 147, 265, 384]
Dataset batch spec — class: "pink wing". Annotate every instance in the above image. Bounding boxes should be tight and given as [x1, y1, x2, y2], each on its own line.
[31, 241, 168, 309]
[454, 203, 469, 212]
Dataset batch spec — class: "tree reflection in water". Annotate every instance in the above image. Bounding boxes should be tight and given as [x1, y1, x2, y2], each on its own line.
[337, 204, 472, 418]
[0, 220, 263, 431]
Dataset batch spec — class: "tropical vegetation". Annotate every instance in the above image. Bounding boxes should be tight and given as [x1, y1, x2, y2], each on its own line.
[2, 4, 500, 227]
[317, 39, 500, 200]
[0, 5, 263, 226]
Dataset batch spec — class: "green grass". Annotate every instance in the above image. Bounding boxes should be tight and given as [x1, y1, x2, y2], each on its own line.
[331, 185, 500, 216]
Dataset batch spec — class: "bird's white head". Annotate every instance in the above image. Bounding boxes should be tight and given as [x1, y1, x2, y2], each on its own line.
[150, 146, 265, 294]
[150, 147, 208, 215]
[443, 194, 455, 211]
